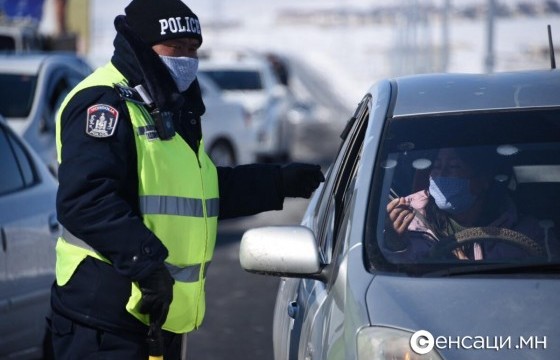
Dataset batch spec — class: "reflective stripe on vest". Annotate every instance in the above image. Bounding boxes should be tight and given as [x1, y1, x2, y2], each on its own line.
[140, 195, 219, 217]
[62, 228, 211, 283]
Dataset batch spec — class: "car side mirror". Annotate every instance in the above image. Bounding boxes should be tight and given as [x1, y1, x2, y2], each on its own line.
[239, 225, 324, 279]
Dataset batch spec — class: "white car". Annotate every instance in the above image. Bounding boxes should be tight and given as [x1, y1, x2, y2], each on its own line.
[0, 53, 255, 170]
[198, 72, 256, 166]
[200, 55, 294, 162]
[0, 53, 93, 174]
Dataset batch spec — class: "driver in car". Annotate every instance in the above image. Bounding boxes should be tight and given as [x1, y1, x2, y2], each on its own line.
[384, 147, 558, 261]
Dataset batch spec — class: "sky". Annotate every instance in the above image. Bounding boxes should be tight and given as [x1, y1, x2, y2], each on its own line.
[85, 0, 560, 107]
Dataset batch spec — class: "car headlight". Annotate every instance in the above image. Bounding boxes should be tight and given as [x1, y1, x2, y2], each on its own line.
[357, 327, 443, 360]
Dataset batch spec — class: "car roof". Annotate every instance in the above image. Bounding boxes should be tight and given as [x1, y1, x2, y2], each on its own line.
[0, 52, 91, 75]
[390, 69, 560, 117]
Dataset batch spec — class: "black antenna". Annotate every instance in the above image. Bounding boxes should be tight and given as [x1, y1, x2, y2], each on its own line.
[548, 24, 556, 69]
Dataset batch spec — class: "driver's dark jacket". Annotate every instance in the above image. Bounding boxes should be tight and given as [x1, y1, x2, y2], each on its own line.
[51, 33, 285, 336]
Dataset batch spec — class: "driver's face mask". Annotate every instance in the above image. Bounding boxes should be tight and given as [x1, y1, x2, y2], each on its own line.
[429, 176, 476, 214]
[159, 55, 198, 92]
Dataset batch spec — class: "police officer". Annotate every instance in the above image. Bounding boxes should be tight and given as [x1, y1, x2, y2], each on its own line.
[49, 0, 324, 358]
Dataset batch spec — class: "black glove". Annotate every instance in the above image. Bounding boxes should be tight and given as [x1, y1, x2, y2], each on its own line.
[281, 163, 325, 198]
[138, 264, 174, 329]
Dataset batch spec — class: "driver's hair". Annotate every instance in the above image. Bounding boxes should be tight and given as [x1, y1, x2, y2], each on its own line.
[448, 146, 501, 177]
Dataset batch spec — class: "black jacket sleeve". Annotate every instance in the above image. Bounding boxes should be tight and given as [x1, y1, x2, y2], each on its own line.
[217, 164, 285, 220]
[57, 86, 167, 281]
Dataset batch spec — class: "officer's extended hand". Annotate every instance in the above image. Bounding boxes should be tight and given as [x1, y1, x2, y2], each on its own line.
[138, 264, 174, 328]
[281, 163, 325, 198]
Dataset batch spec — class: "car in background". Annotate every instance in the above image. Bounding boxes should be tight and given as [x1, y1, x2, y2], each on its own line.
[0, 21, 43, 52]
[199, 53, 294, 162]
[0, 52, 92, 175]
[240, 69, 560, 359]
[198, 72, 256, 167]
[0, 115, 58, 359]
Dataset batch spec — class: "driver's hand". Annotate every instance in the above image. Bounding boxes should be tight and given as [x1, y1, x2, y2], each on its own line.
[387, 197, 415, 236]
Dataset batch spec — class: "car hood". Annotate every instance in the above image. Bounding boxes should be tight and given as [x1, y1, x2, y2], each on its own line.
[367, 274, 560, 358]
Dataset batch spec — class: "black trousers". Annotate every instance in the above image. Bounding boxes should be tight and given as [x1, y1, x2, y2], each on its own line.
[48, 311, 182, 360]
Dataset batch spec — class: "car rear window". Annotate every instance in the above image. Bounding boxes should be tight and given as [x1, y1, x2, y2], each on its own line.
[0, 73, 37, 118]
[365, 108, 560, 275]
[201, 70, 263, 91]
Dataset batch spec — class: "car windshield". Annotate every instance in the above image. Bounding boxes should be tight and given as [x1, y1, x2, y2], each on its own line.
[0, 73, 37, 118]
[365, 108, 560, 275]
[201, 69, 263, 91]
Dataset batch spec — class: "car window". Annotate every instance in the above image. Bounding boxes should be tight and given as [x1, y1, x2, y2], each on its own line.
[67, 69, 87, 88]
[48, 74, 70, 114]
[42, 71, 74, 132]
[314, 95, 370, 263]
[0, 73, 38, 118]
[9, 132, 36, 187]
[0, 124, 37, 194]
[365, 108, 560, 274]
[201, 70, 263, 91]
[0, 35, 16, 50]
[0, 126, 26, 195]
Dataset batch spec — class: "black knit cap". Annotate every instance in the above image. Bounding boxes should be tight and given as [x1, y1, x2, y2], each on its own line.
[124, 0, 202, 46]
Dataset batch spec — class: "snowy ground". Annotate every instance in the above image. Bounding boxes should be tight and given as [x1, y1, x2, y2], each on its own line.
[88, 0, 560, 109]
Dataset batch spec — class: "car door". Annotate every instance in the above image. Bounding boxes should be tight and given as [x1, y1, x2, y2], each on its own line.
[0, 122, 58, 358]
[281, 96, 371, 360]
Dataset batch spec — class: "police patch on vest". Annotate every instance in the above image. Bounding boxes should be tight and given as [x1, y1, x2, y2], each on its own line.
[86, 104, 119, 138]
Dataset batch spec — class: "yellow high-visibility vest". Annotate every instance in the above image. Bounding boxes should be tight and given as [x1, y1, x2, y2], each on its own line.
[55, 62, 219, 333]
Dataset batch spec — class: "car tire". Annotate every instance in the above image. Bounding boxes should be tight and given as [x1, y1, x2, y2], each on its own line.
[209, 140, 236, 167]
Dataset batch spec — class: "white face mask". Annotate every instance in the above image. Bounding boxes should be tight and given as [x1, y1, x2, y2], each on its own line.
[159, 55, 198, 92]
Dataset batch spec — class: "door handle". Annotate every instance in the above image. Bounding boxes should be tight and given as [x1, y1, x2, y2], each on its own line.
[287, 301, 299, 319]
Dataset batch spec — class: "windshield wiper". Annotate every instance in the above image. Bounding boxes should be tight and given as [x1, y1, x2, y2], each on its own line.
[422, 262, 560, 277]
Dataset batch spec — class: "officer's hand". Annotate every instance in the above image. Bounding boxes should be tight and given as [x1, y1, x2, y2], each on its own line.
[138, 264, 174, 328]
[281, 163, 325, 199]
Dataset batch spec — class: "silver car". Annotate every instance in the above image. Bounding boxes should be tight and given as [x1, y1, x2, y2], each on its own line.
[240, 69, 560, 359]
[0, 53, 92, 175]
[0, 116, 58, 359]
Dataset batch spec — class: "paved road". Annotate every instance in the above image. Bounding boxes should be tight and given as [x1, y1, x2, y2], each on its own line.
[187, 55, 352, 359]
[187, 199, 310, 360]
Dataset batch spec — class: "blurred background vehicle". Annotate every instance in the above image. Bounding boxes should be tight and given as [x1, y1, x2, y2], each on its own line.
[240, 68, 560, 360]
[0, 20, 44, 51]
[0, 52, 92, 175]
[2, 1, 560, 359]
[198, 72, 257, 167]
[0, 115, 58, 360]
[199, 51, 295, 163]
